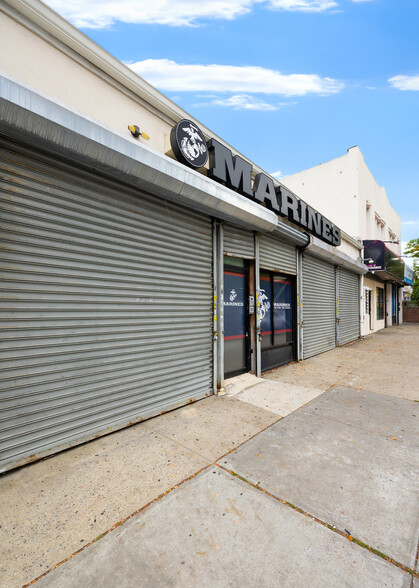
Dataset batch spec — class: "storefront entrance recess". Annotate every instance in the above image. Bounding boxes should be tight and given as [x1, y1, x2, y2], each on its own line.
[260, 271, 296, 372]
[224, 259, 250, 378]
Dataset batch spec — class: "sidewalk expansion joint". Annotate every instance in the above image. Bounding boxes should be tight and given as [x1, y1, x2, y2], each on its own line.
[145, 427, 215, 462]
[22, 463, 213, 588]
[216, 463, 419, 580]
[24, 415, 284, 587]
[412, 540, 419, 588]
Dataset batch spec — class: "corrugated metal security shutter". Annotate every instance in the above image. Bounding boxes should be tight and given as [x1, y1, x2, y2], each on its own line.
[338, 268, 360, 345]
[259, 234, 297, 274]
[0, 142, 213, 472]
[223, 223, 255, 258]
[302, 254, 336, 359]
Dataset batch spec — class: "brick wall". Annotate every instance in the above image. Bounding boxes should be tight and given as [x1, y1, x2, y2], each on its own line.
[403, 304, 419, 323]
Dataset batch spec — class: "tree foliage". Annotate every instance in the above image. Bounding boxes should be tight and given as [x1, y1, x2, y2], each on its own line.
[404, 238, 419, 259]
[404, 238, 419, 303]
[411, 279, 419, 304]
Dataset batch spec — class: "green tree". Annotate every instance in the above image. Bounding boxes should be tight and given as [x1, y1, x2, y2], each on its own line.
[411, 278, 419, 304]
[404, 238, 419, 258]
[404, 239, 419, 303]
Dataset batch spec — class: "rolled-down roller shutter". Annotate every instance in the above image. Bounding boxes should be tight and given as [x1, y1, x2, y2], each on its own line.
[223, 223, 255, 258]
[302, 254, 336, 358]
[338, 268, 360, 345]
[259, 234, 297, 274]
[0, 141, 213, 472]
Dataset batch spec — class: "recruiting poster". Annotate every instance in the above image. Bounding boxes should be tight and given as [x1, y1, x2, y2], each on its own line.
[259, 277, 272, 337]
[274, 278, 292, 343]
[224, 271, 245, 340]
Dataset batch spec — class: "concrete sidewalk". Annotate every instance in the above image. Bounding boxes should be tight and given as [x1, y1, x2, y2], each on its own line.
[0, 324, 418, 587]
[35, 386, 419, 587]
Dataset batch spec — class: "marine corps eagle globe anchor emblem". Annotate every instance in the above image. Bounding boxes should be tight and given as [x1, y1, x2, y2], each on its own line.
[170, 119, 209, 169]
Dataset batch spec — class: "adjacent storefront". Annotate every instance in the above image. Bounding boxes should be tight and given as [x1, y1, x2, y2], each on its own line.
[363, 240, 405, 327]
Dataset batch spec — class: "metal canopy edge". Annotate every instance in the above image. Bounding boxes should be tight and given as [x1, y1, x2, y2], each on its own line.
[306, 236, 367, 275]
[273, 221, 310, 247]
[0, 74, 278, 233]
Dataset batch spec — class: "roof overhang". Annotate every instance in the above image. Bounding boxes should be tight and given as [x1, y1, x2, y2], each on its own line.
[0, 73, 280, 233]
[306, 236, 367, 275]
[363, 240, 405, 285]
[366, 270, 405, 286]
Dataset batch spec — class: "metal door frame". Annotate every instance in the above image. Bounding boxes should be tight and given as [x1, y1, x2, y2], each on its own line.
[259, 269, 297, 372]
[223, 258, 251, 379]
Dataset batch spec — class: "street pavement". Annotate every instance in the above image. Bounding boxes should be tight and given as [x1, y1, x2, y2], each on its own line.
[1, 324, 418, 587]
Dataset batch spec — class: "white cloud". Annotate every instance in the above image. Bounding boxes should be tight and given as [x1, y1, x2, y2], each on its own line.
[402, 220, 419, 225]
[270, 170, 283, 178]
[210, 94, 279, 110]
[128, 59, 344, 96]
[44, 0, 339, 28]
[389, 75, 419, 91]
[268, 0, 337, 11]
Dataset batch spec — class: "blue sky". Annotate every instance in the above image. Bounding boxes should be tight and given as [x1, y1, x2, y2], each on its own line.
[46, 0, 418, 251]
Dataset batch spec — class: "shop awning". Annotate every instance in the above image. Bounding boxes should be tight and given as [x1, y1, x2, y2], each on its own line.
[363, 240, 406, 285]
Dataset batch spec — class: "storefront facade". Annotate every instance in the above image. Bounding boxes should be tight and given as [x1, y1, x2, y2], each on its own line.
[362, 240, 405, 332]
[1, 0, 366, 472]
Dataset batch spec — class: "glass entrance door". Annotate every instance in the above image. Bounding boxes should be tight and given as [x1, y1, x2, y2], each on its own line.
[224, 260, 249, 378]
[260, 272, 295, 372]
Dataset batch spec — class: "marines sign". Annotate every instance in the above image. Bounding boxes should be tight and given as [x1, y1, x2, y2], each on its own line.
[170, 119, 341, 246]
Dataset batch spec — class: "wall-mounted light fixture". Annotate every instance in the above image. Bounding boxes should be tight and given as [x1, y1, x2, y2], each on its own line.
[128, 125, 150, 140]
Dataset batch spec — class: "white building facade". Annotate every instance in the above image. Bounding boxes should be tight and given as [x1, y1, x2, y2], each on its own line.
[1, 0, 374, 472]
[282, 146, 404, 336]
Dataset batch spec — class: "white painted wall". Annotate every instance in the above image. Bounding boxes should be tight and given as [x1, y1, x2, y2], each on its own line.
[0, 11, 171, 153]
[282, 146, 401, 254]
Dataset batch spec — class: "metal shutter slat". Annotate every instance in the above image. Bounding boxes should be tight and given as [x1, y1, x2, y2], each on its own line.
[338, 268, 360, 345]
[0, 142, 213, 472]
[223, 223, 255, 258]
[302, 254, 336, 358]
[259, 234, 297, 274]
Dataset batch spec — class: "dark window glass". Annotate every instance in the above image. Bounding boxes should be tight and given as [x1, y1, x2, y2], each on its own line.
[273, 277, 293, 346]
[376, 287, 384, 320]
[260, 273, 272, 350]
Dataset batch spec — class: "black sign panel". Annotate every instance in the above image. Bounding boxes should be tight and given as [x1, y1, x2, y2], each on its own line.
[363, 240, 386, 270]
[170, 119, 208, 169]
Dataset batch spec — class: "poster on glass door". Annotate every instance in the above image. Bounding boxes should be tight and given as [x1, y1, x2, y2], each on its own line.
[224, 271, 246, 341]
[273, 278, 292, 344]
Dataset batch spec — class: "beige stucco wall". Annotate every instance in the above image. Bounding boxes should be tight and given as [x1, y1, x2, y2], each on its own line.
[0, 11, 171, 153]
[354, 147, 401, 254]
[282, 146, 401, 254]
[338, 236, 361, 259]
[282, 151, 360, 237]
